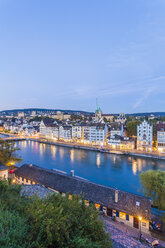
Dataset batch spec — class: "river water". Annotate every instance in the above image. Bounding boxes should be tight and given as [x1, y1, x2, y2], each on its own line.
[11, 140, 165, 195]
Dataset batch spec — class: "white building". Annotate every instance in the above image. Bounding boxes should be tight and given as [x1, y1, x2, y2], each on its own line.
[17, 112, 25, 118]
[157, 122, 165, 153]
[82, 124, 108, 145]
[107, 135, 135, 150]
[53, 127, 59, 140]
[59, 126, 72, 141]
[115, 113, 127, 124]
[137, 120, 153, 152]
[72, 125, 82, 141]
[109, 123, 124, 138]
[40, 120, 53, 139]
[39, 120, 58, 139]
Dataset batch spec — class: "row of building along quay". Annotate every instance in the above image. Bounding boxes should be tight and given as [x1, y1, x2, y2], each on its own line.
[0, 107, 165, 155]
[1, 106, 165, 156]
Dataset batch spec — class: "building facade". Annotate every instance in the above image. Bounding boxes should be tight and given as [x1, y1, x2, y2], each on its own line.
[137, 120, 153, 152]
[108, 135, 135, 150]
[59, 126, 72, 141]
[0, 165, 8, 180]
[157, 122, 165, 153]
[115, 113, 127, 124]
[82, 124, 108, 145]
[109, 123, 124, 138]
[15, 164, 151, 233]
[39, 120, 59, 140]
[72, 125, 82, 142]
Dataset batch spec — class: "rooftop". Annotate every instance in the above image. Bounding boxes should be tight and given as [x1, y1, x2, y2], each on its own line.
[15, 164, 151, 220]
[0, 164, 8, 171]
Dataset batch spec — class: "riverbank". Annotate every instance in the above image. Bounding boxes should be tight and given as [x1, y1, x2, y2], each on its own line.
[28, 137, 165, 161]
[1, 132, 165, 161]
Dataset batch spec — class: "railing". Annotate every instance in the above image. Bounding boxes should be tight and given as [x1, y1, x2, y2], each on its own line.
[151, 207, 165, 217]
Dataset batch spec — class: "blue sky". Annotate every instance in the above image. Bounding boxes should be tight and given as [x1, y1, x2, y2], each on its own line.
[0, 0, 165, 113]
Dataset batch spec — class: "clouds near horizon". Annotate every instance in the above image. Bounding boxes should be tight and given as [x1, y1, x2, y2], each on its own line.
[0, 0, 165, 113]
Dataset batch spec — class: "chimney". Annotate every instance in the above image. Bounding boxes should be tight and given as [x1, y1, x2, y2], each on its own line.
[115, 189, 118, 203]
[70, 170, 74, 177]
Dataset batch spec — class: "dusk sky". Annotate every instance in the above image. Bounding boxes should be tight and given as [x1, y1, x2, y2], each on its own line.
[1, 0, 165, 113]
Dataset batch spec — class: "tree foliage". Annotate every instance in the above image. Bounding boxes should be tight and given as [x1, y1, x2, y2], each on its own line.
[0, 140, 22, 165]
[140, 170, 165, 210]
[0, 180, 112, 248]
[126, 120, 141, 137]
[0, 180, 29, 248]
[28, 194, 111, 248]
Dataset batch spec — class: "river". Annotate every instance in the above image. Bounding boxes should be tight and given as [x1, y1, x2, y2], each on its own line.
[10, 140, 165, 195]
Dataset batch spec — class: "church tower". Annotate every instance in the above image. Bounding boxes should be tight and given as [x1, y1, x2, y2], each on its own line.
[95, 98, 102, 122]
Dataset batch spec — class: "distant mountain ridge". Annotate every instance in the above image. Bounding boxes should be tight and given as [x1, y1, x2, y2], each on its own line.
[126, 112, 165, 117]
[0, 108, 93, 115]
[0, 108, 165, 117]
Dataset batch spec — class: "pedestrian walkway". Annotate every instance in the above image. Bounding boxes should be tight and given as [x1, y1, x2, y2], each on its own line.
[104, 217, 165, 248]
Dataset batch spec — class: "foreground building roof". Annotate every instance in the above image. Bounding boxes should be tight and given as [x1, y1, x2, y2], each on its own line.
[0, 164, 8, 171]
[15, 164, 151, 220]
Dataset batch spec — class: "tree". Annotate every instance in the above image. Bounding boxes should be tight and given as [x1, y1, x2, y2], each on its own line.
[0, 209, 29, 248]
[126, 120, 141, 137]
[0, 180, 29, 248]
[0, 140, 22, 165]
[103, 117, 108, 122]
[140, 170, 165, 210]
[28, 194, 112, 248]
[140, 170, 165, 230]
[0, 180, 112, 248]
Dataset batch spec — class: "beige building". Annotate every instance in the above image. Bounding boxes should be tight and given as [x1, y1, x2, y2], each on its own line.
[0, 165, 8, 180]
[102, 114, 114, 122]
[52, 111, 71, 120]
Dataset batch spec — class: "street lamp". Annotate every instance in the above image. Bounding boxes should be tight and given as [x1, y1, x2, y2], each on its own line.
[139, 217, 142, 241]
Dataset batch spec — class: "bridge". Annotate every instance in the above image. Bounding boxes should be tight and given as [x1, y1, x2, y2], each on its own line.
[0, 137, 26, 142]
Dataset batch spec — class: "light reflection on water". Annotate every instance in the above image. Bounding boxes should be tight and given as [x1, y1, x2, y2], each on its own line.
[15, 140, 165, 195]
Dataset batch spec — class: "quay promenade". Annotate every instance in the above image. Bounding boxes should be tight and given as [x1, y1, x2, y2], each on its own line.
[1, 132, 165, 160]
[28, 137, 165, 161]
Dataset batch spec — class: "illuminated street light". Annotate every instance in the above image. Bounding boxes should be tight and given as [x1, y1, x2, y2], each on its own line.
[139, 217, 142, 241]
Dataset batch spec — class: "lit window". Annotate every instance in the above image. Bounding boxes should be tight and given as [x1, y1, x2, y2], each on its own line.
[119, 212, 126, 220]
[68, 195, 72, 200]
[84, 200, 89, 206]
[95, 203, 100, 210]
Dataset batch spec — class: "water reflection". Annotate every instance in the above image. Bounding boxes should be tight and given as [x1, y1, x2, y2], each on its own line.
[51, 145, 56, 159]
[113, 156, 116, 164]
[70, 149, 75, 163]
[15, 141, 165, 195]
[39, 143, 45, 156]
[96, 153, 101, 168]
[59, 147, 65, 158]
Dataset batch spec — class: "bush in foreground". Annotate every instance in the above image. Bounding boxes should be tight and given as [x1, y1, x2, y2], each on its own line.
[0, 180, 112, 248]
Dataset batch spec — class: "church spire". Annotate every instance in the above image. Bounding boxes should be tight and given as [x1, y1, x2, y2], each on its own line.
[96, 98, 98, 112]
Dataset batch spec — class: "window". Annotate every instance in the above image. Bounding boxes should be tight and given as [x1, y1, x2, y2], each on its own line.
[142, 222, 147, 227]
[84, 200, 89, 206]
[95, 203, 100, 210]
[119, 212, 126, 220]
[68, 195, 72, 200]
[126, 215, 129, 221]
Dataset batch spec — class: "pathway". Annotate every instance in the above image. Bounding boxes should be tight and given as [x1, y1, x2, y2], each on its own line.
[104, 217, 165, 248]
